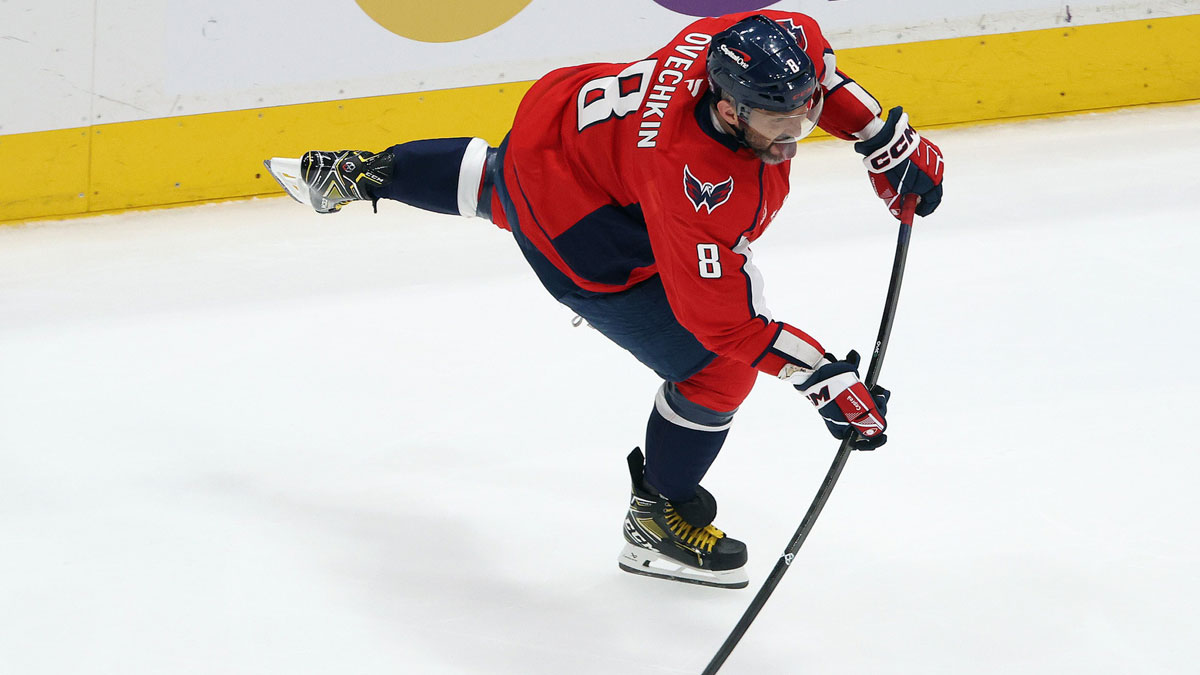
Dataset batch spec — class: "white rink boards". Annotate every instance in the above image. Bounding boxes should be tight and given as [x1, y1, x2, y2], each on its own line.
[3, 0, 1198, 134]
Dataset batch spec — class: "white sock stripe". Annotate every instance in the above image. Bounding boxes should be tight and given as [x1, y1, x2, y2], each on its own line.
[654, 387, 733, 433]
[456, 137, 490, 218]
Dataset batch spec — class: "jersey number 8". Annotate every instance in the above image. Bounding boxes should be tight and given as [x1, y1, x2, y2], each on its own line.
[576, 60, 656, 132]
[697, 243, 722, 279]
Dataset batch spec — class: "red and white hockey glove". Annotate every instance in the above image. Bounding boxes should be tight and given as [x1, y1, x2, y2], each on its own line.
[854, 106, 944, 219]
[796, 351, 890, 450]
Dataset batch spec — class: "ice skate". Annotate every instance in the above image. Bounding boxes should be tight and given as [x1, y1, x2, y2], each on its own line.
[264, 149, 393, 214]
[618, 448, 748, 589]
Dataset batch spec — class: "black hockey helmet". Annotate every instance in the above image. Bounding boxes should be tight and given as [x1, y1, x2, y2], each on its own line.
[707, 15, 823, 142]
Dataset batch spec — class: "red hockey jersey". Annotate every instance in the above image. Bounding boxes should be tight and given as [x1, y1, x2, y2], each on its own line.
[493, 10, 884, 379]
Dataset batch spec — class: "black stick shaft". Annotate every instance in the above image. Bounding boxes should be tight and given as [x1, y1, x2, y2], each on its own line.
[701, 195, 918, 675]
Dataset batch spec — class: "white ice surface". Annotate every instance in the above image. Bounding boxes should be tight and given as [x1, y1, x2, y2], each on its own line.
[2, 104, 1199, 674]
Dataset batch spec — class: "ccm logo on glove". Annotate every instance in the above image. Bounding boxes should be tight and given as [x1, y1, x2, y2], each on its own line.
[802, 371, 884, 436]
[796, 351, 890, 450]
[867, 126, 919, 172]
[854, 106, 944, 219]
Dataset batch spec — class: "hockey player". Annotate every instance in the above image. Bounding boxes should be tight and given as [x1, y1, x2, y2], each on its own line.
[266, 11, 944, 589]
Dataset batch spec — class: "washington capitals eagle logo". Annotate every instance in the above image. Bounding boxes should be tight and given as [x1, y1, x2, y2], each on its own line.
[683, 165, 734, 214]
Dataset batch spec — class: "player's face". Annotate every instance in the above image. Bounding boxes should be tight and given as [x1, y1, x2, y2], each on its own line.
[739, 91, 825, 165]
[740, 125, 799, 165]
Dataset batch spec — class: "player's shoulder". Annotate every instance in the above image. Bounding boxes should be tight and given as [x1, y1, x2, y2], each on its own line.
[645, 93, 758, 175]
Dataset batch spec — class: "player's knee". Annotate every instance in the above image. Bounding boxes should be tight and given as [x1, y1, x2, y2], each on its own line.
[656, 382, 737, 431]
[382, 137, 494, 218]
[674, 358, 757, 413]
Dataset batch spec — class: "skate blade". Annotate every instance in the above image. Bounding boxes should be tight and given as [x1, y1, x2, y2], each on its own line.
[263, 158, 311, 206]
[618, 543, 748, 589]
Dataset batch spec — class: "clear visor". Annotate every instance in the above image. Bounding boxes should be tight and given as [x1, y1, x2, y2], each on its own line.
[741, 89, 825, 144]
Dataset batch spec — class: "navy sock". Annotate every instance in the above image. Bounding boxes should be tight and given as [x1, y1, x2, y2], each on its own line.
[642, 383, 736, 502]
[376, 138, 474, 215]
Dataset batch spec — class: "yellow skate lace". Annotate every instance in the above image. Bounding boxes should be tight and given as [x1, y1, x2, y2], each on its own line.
[663, 505, 725, 553]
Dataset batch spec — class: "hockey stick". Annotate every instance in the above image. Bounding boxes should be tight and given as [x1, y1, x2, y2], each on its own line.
[701, 194, 920, 674]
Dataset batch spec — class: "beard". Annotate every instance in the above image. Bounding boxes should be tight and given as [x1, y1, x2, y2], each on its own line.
[741, 127, 798, 165]
[751, 140, 798, 165]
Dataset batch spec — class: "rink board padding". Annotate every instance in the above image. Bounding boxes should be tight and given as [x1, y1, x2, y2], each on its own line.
[2, 14, 1198, 224]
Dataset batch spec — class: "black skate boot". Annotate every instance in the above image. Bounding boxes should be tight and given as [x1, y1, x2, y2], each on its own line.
[264, 150, 394, 214]
[618, 448, 748, 589]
